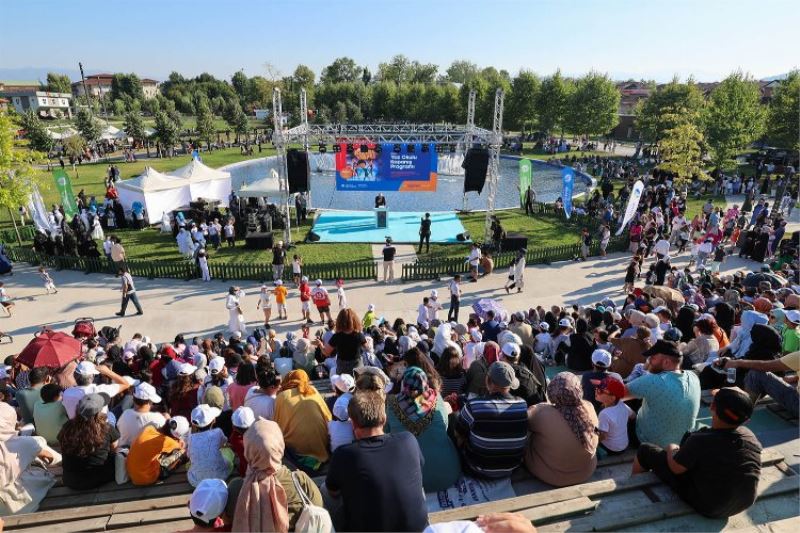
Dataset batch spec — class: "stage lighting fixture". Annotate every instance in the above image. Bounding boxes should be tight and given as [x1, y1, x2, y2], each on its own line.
[346, 144, 354, 154]
[333, 144, 341, 153]
[360, 144, 368, 153]
[407, 144, 415, 154]
[450, 144, 457, 153]
[421, 144, 429, 153]
[393, 144, 401, 153]
[318, 143, 327, 154]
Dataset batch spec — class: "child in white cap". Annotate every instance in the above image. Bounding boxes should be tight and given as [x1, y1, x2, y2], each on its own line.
[256, 284, 273, 328]
[187, 404, 232, 487]
[187, 478, 231, 531]
[328, 393, 355, 452]
[229, 406, 255, 477]
[427, 289, 443, 323]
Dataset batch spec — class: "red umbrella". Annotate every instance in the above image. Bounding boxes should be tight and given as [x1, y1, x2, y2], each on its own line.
[16, 330, 82, 369]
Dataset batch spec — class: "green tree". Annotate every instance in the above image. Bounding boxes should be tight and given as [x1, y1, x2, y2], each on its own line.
[703, 71, 765, 170]
[111, 73, 144, 101]
[195, 102, 216, 148]
[45, 72, 72, 93]
[658, 114, 708, 187]
[535, 70, 571, 135]
[565, 71, 619, 139]
[153, 110, 180, 156]
[635, 77, 704, 143]
[334, 101, 348, 123]
[113, 99, 127, 117]
[74, 108, 101, 144]
[320, 57, 362, 84]
[507, 70, 540, 131]
[224, 101, 248, 143]
[123, 111, 146, 146]
[19, 110, 54, 153]
[446, 60, 479, 84]
[0, 110, 46, 243]
[62, 135, 87, 161]
[765, 70, 800, 150]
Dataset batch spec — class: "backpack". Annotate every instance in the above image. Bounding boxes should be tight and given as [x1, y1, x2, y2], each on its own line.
[312, 289, 330, 307]
[291, 471, 334, 533]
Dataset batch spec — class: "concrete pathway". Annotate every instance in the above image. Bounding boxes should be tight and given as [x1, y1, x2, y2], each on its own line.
[370, 244, 418, 264]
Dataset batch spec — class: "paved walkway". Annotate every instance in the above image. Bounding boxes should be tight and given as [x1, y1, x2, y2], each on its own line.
[0, 245, 778, 354]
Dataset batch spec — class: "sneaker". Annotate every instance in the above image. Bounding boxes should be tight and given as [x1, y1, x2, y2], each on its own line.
[115, 312, 124, 317]
[135, 312, 143, 316]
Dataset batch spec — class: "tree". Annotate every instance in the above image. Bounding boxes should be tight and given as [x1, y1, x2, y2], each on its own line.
[111, 73, 144, 102]
[361, 67, 372, 85]
[507, 70, 540, 131]
[153, 111, 180, 156]
[0, 110, 46, 243]
[320, 57, 361, 84]
[765, 70, 800, 150]
[45, 72, 71, 93]
[62, 135, 87, 161]
[195, 102, 215, 148]
[19, 110, 54, 153]
[113, 99, 126, 117]
[535, 70, 571, 135]
[446, 60, 479, 84]
[334, 101, 348, 123]
[123, 111, 146, 145]
[703, 71, 765, 170]
[658, 114, 708, 187]
[636, 77, 704, 143]
[74, 108, 101, 144]
[224, 101, 248, 143]
[564, 72, 619, 139]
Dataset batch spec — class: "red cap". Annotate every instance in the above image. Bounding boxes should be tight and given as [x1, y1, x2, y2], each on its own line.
[591, 376, 626, 400]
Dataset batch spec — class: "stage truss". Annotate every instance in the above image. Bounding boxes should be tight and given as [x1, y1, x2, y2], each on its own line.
[271, 88, 505, 244]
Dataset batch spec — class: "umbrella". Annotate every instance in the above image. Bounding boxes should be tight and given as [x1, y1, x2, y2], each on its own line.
[16, 330, 82, 369]
[642, 286, 685, 313]
[472, 298, 509, 322]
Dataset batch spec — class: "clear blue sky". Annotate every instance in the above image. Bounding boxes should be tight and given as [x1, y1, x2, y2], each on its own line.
[1, 0, 796, 83]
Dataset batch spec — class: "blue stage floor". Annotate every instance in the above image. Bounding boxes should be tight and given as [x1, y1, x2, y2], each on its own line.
[311, 210, 469, 244]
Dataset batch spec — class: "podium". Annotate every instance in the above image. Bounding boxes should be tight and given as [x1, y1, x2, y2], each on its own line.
[375, 207, 388, 229]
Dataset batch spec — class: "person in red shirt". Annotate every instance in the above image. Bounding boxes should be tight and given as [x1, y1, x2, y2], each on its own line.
[299, 276, 312, 325]
[229, 406, 255, 476]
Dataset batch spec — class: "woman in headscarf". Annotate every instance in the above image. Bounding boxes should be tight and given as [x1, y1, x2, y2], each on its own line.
[0, 402, 59, 515]
[721, 309, 769, 359]
[273, 370, 332, 471]
[751, 227, 770, 263]
[465, 341, 500, 397]
[524, 372, 599, 487]
[432, 322, 461, 360]
[713, 302, 736, 337]
[226, 286, 247, 337]
[701, 323, 782, 390]
[385, 366, 461, 492]
[567, 318, 595, 371]
[753, 297, 773, 315]
[231, 419, 323, 532]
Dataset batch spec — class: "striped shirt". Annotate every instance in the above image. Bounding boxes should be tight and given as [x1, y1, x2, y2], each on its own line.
[456, 392, 529, 478]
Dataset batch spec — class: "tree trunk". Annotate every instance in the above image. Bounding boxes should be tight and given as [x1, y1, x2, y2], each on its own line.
[7, 208, 22, 245]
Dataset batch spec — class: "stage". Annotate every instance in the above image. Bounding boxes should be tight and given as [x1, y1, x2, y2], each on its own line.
[310, 210, 470, 244]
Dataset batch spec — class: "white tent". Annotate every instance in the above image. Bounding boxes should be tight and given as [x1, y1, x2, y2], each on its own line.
[166, 159, 232, 206]
[116, 167, 192, 224]
[99, 125, 121, 141]
[47, 127, 78, 140]
[237, 168, 285, 198]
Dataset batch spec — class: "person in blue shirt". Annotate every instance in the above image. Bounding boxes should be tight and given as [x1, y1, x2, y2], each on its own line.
[480, 310, 502, 343]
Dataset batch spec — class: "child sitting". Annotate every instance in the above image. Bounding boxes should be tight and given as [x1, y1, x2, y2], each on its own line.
[187, 404, 233, 487]
[184, 478, 231, 532]
[229, 406, 255, 477]
[592, 376, 635, 456]
[328, 393, 354, 452]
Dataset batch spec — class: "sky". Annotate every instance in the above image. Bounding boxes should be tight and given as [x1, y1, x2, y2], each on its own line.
[1, 0, 797, 83]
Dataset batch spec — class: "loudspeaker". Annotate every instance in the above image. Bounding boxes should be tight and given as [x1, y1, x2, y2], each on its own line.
[287, 149, 309, 194]
[457, 231, 471, 242]
[463, 148, 489, 194]
[306, 231, 321, 243]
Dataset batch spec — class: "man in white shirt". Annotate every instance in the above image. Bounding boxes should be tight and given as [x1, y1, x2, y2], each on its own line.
[467, 244, 481, 282]
[417, 297, 430, 327]
[653, 235, 671, 259]
[116, 266, 143, 316]
[447, 274, 463, 322]
[116, 382, 168, 447]
[669, 213, 687, 245]
[62, 361, 131, 419]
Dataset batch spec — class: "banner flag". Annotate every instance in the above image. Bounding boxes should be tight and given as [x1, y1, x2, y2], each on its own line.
[519, 159, 532, 206]
[616, 179, 644, 235]
[561, 167, 574, 219]
[27, 184, 54, 234]
[52, 169, 78, 218]
[335, 143, 438, 191]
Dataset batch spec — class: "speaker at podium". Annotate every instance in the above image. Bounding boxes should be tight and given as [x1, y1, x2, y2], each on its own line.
[375, 207, 388, 229]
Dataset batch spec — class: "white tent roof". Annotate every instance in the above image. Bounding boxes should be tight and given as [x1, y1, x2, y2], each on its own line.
[238, 171, 284, 197]
[99, 125, 121, 140]
[168, 159, 230, 182]
[47, 127, 78, 140]
[116, 167, 186, 192]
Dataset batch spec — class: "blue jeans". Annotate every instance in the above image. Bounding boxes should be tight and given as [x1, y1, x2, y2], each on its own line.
[745, 370, 798, 417]
[120, 292, 143, 315]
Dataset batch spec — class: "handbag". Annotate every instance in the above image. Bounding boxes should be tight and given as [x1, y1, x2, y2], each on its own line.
[115, 448, 130, 485]
[291, 471, 334, 533]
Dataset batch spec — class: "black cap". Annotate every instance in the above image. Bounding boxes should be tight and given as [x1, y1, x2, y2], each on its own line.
[642, 339, 682, 359]
[712, 387, 754, 425]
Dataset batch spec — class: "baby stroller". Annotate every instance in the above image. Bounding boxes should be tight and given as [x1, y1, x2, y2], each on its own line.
[72, 317, 97, 340]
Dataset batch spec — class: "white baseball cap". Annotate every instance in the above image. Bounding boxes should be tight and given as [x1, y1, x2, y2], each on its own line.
[367, 303, 375, 311]
[558, 318, 573, 328]
[539, 321, 550, 332]
[315, 279, 323, 286]
[207, 357, 225, 374]
[785, 310, 800, 325]
[122, 376, 141, 387]
[652, 306, 668, 315]
[275, 279, 283, 286]
[232, 406, 255, 429]
[501, 342, 520, 359]
[330, 373, 355, 393]
[75, 361, 100, 376]
[133, 382, 162, 403]
[189, 479, 228, 523]
[178, 363, 198, 376]
[169, 416, 190, 439]
[191, 404, 222, 427]
[232, 331, 242, 339]
[430, 289, 438, 297]
[591, 349, 612, 368]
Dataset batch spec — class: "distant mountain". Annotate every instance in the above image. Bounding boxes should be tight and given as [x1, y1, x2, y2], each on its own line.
[0, 66, 83, 83]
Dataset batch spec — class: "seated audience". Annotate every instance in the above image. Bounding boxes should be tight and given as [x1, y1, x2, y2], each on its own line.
[33, 383, 68, 446]
[719, 350, 799, 418]
[117, 382, 167, 448]
[593, 376, 635, 455]
[187, 403, 232, 487]
[127, 417, 187, 485]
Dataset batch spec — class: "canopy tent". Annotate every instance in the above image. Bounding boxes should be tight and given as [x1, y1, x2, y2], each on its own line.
[99, 125, 122, 140]
[116, 167, 192, 224]
[167, 159, 232, 206]
[237, 169, 285, 198]
[46, 127, 78, 140]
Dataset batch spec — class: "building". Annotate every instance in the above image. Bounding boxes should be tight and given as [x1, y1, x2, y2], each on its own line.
[3, 90, 72, 118]
[72, 73, 160, 99]
[0, 98, 8, 112]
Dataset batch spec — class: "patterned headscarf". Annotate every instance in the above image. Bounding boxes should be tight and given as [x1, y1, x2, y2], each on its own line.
[547, 372, 598, 453]
[279, 369, 317, 397]
[396, 366, 437, 422]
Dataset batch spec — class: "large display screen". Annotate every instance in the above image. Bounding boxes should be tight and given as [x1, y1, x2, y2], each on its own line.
[335, 143, 438, 191]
